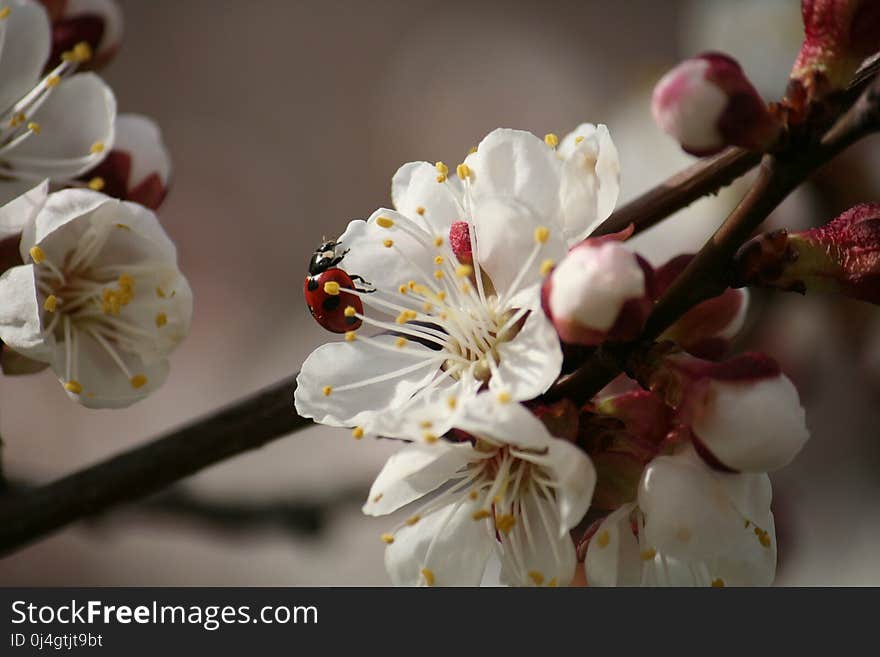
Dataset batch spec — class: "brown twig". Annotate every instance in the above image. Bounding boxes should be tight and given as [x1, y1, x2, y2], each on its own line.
[0, 374, 308, 554]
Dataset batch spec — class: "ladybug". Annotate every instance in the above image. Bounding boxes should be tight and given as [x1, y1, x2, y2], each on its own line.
[304, 239, 371, 333]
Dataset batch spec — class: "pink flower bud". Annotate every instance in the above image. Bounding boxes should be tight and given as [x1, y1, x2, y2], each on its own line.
[734, 203, 880, 304]
[79, 114, 171, 210]
[790, 0, 880, 99]
[652, 52, 781, 156]
[657, 353, 809, 473]
[541, 240, 651, 346]
[41, 0, 124, 70]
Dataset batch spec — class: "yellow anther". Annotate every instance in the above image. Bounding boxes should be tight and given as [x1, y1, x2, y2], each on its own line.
[434, 255, 444, 265]
[62, 41, 92, 63]
[407, 280, 417, 290]
[575, 135, 585, 144]
[90, 141, 105, 154]
[754, 527, 772, 548]
[373, 493, 383, 502]
[436, 290, 446, 301]
[395, 337, 407, 348]
[433, 270, 444, 279]
[423, 432, 438, 444]
[116, 223, 131, 230]
[8, 112, 24, 127]
[64, 380, 83, 394]
[640, 548, 657, 561]
[496, 391, 511, 404]
[468, 490, 478, 501]
[447, 396, 457, 409]
[352, 426, 364, 439]
[547, 578, 558, 587]
[420, 568, 435, 586]
[156, 286, 167, 298]
[419, 420, 433, 429]
[436, 174, 447, 183]
[711, 578, 726, 588]
[433, 236, 443, 247]
[540, 258, 555, 276]
[472, 509, 491, 521]
[456, 163, 471, 180]
[376, 215, 394, 228]
[596, 530, 610, 548]
[29, 246, 46, 263]
[534, 226, 550, 244]
[468, 145, 478, 154]
[323, 281, 341, 295]
[154, 312, 168, 328]
[322, 385, 333, 397]
[0, 7, 10, 19]
[398, 285, 408, 294]
[27, 122, 40, 134]
[495, 514, 516, 534]
[395, 311, 409, 324]
[405, 514, 421, 526]
[435, 161, 449, 176]
[382, 238, 394, 248]
[43, 295, 58, 313]
[528, 571, 545, 586]
[422, 302, 433, 312]
[380, 533, 395, 544]
[344, 331, 357, 342]
[460, 282, 471, 294]
[455, 264, 473, 278]
[416, 206, 426, 216]
[544, 133, 559, 148]
[344, 305, 357, 317]
[46, 74, 61, 88]
[88, 177, 105, 191]
[130, 374, 148, 389]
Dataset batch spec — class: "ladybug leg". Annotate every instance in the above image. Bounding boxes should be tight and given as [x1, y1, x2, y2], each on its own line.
[351, 275, 375, 293]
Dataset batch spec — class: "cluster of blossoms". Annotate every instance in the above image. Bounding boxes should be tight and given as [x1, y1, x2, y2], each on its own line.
[0, 0, 189, 406]
[295, 124, 812, 587]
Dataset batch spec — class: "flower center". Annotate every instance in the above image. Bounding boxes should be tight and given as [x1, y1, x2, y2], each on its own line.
[29, 222, 177, 395]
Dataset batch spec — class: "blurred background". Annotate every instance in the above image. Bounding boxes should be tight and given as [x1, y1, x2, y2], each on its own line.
[1, 0, 879, 585]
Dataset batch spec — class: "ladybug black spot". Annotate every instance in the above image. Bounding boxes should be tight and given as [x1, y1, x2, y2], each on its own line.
[322, 296, 341, 312]
[307, 278, 319, 291]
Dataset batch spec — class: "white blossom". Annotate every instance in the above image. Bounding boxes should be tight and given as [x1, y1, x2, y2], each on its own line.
[0, 0, 115, 202]
[295, 125, 619, 435]
[364, 394, 596, 587]
[0, 185, 191, 407]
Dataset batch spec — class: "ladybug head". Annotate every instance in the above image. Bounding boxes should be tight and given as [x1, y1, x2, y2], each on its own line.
[309, 239, 346, 275]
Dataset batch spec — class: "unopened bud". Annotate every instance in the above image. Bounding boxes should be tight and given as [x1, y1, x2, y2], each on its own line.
[653, 353, 809, 473]
[541, 240, 651, 346]
[790, 0, 880, 102]
[652, 52, 781, 156]
[733, 203, 880, 304]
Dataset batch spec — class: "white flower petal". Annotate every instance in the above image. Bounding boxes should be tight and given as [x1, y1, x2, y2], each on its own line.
[9, 73, 116, 179]
[20, 187, 109, 258]
[465, 128, 562, 224]
[112, 113, 171, 185]
[0, 0, 50, 112]
[638, 447, 775, 565]
[452, 392, 556, 451]
[558, 123, 620, 242]
[363, 441, 480, 516]
[490, 306, 563, 401]
[693, 374, 809, 472]
[385, 498, 494, 586]
[0, 179, 47, 240]
[539, 438, 596, 534]
[391, 161, 463, 229]
[294, 334, 440, 429]
[585, 503, 642, 587]
[498, 491, 577, 587]
[333, 212, 438, 299]
[0, 264, 50, 358]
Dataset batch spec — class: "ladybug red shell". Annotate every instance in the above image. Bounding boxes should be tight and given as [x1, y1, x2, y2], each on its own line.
[304, 267, 363, 333]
